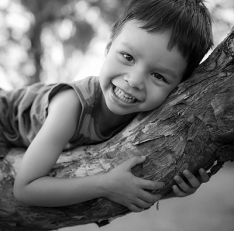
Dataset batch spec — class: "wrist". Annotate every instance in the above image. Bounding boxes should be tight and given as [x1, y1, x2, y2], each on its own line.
[97, 172, 112, 199]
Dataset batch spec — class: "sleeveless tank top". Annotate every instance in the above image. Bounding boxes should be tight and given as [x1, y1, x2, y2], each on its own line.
[1, 76, 124, 150]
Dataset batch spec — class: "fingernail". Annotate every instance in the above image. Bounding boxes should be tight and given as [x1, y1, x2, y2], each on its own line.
[155, 182, 165, 188]
[174, 176, 182, 183]
[161, 182, 165, 188]
[184, 170, 192, 178]
[199, 168, 205, 174]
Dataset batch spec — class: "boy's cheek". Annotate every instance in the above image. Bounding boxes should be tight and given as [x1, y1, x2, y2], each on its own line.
[101, 62, 123, 79]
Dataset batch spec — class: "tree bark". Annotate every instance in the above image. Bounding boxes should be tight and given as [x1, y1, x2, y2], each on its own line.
[1, 28, 234, 231]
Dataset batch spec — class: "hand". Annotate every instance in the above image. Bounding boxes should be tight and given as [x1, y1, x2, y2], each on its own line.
[172, 168, 209, 197]
[103, 156, 164, 212]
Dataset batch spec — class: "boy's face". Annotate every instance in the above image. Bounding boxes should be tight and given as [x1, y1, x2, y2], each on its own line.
[99, 20, 187, 116]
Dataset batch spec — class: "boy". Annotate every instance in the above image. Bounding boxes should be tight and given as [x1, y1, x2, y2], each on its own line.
[10, 0, 213, 212]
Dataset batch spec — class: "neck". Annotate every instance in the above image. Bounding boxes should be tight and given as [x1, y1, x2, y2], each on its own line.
[98, 95, 136, 136]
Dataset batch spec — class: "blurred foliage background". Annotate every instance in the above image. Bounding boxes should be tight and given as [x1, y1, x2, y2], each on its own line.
[0, 0, 233, 90]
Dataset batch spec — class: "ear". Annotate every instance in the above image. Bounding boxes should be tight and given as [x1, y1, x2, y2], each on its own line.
[105, 39, 112, 56]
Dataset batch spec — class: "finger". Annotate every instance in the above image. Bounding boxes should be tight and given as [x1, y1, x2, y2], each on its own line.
[199, 168, 209, 182]
[128, 204, 144, 213]
[172, 185, 188, 197]
[122, 156, 146, 170]
[138, 190, 161, 204]
[174, 175, 190, 192]
[139, 179, 165, 190]
[134, 198, 152, 210]
[183, 170, 200, 188]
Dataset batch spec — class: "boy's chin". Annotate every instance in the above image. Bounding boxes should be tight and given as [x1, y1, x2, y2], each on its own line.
[107, 105, 138, 117]
[108, 108, 127, 116]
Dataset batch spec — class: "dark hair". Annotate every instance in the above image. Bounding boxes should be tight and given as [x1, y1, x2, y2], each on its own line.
[108, 0, 213, 80]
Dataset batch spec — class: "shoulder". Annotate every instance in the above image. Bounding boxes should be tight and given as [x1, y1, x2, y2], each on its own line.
[71, 76, 100, 97]
[46, 88, 81, 140]
[49, 88, 81, 113]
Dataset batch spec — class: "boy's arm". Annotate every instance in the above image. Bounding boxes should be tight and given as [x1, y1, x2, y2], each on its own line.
[13, 88, 102, 206]
[13, 89, 116, 206]
[13, 89, 163, 210]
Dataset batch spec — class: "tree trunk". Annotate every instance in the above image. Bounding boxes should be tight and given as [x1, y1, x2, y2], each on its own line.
[1, 28, 234, 231]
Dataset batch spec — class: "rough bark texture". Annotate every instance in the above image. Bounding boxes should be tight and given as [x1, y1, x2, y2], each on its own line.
[1, 28, 234, 231]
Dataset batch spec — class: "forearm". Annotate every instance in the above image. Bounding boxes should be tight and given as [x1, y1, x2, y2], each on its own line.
[14, 174, 106, 207]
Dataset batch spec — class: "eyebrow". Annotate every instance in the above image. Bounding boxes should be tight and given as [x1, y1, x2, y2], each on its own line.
[156, 66, 178, 79]
[121, 42, 135, 52]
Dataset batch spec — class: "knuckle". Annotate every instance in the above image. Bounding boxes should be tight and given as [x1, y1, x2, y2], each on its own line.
[182, 186, 190, 192]
[150, 181, 156, 189]
[188, 188, 195, 194]
[146, 194, 160, 203]
[141, 203, 148, 209]
[145, 203, 152, 209]
[173, 185, 178, 191]
[174, 176, 183, 184]
[155, 194, 162, 200]
[128, 204, 135, 211]
[128, 205, 134, 211]
[178, 193, 186, 197]
[133, 156, 139, 161]
[185, 173, 193, 180]
[191, 189, 196, 194]
[141, 179, 154, 190]
[202, 175, 210, 182]
[193, 182, 200, 188]
[147, 196, 155, 204]
[131, 206, 142, 213]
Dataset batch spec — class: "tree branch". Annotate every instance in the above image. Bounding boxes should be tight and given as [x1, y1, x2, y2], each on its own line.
[1, 28, 234, 231]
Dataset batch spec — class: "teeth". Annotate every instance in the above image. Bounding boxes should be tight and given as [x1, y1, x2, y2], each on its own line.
[113, 86, 137, 103]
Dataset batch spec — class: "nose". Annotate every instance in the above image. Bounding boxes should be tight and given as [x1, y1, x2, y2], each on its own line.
[124, 72, 144, 90]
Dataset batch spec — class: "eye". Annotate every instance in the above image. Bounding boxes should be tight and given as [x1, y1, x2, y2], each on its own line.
[151, 73, 167, 83]
[122, 53, 135, 64]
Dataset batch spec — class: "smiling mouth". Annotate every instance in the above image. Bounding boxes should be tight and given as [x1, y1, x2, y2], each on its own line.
[113, 85, 139, 104]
